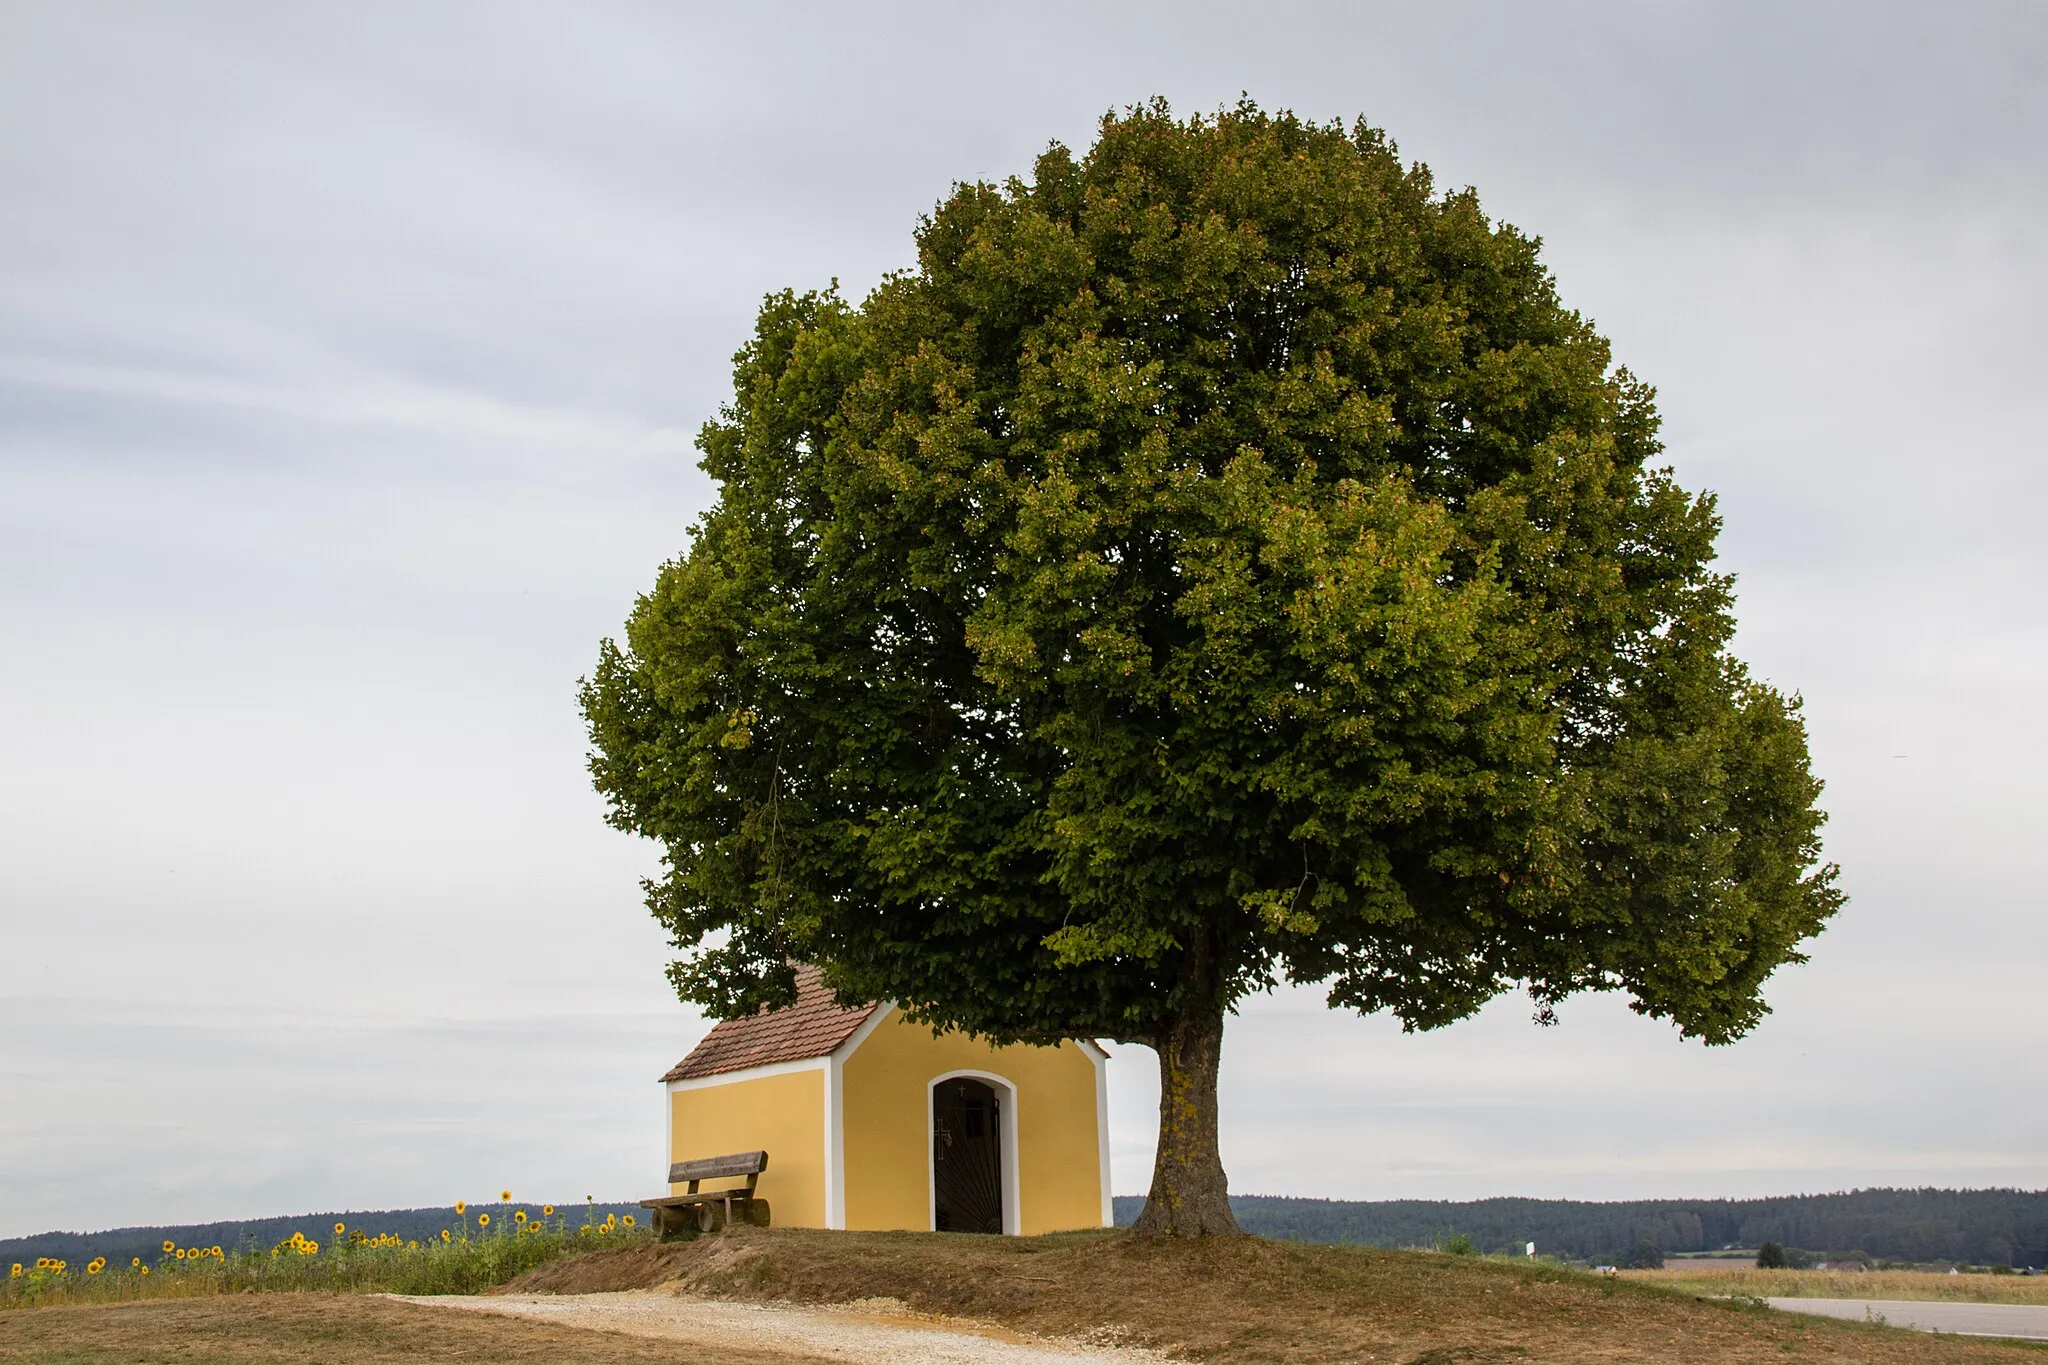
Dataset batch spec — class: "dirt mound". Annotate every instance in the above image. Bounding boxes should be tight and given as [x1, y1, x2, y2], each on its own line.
[494, 1242, 705, 1295]
[488, 1227, 2030, 1364]
[414, 1290, 1168, 1365]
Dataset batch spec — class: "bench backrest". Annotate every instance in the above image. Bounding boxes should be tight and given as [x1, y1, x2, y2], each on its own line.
[668, 1150, 769, 1185]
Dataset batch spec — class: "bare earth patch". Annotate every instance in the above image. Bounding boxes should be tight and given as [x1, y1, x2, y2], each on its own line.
[403, 1289, 1172, 1365]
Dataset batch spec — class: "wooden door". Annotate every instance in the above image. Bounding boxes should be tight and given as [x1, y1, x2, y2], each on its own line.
[932, 1077, 1003, 1233]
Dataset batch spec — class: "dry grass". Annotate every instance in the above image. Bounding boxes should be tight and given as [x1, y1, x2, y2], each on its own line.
[1625, 1265, 2048, 1305]
[7, 1230, 2045, 1364]
[0, 1293, 831, 1365]
[495, 1227, 2046, 1363]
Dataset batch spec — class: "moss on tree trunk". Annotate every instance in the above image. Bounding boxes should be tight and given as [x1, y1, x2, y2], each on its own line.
[1131, 938, 1240, 1237]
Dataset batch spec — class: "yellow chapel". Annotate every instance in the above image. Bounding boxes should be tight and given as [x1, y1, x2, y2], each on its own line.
[660, 967, 1111, 1235]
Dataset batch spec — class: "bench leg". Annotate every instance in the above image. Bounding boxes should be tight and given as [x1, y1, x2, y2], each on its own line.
[654, 1206, 699, 1243]
[645, 1192, 767, 1240]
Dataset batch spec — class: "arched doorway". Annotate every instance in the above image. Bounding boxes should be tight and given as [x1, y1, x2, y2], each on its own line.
[931, 1076, 1005, 1233]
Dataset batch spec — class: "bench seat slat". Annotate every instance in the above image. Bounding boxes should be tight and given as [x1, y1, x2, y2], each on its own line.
[667, 1150, 768, 1184]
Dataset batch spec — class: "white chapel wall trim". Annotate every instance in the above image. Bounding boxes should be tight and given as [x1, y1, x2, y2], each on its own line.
[1079, 1039, 1113, 1228]
[663, 1054, 830, 1094]
[825, 1002, 896, 1230]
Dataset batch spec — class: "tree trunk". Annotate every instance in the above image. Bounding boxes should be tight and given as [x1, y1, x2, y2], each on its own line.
[1130, 934, 1241, 1237]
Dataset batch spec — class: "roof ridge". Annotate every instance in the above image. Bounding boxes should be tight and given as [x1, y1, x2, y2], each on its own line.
[660, 966, 881, 1082]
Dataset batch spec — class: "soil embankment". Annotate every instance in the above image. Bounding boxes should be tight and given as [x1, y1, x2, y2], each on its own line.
[406, 1290, 1163, 1365]
[488, 1227, 2043, 1364]
[8, 1230, 2041, 1363]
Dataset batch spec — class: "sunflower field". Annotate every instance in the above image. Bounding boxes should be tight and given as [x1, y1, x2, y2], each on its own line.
[2, 1196, 646, 1308]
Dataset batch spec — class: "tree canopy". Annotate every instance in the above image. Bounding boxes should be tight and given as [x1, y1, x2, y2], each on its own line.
[582, 100, 1841, 1235]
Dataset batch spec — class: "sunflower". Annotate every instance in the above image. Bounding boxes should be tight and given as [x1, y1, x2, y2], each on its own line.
[477, 1213, 490, 1227]
[500, 1190, 511, 1202]
[131, 1258, 142, 1268]
[8, 1264, 20, 1278]
[542, 1205, 554, 1216]
[454, 1201, 467, 1215]
[162, 1240, 175, 1254]
[175, 1249, 187, 1261]
[334, 1222, 346, 1235]
[513, 1210, 526, 1224]
[441, 1229, 451, 1243]
[140, 1266, 150, 1277]
[622, 1215, 635, 1229]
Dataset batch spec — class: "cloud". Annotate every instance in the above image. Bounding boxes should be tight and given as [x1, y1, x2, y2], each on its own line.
[0, 353, 696, 458]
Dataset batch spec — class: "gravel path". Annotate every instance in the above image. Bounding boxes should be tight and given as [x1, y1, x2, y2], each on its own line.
[1767, 1298, 2048, 1340]
[391, 1290, 1170, 1365]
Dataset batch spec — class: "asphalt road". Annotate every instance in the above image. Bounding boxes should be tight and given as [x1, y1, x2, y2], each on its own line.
[1768, 1298, 2048, 1340]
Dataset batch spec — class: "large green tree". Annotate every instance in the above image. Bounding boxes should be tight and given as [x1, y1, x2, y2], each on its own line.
[582, 101, 1841, 1237]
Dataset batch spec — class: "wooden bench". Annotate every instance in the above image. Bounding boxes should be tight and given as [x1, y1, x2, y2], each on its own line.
[640, 1150, 771, 1238]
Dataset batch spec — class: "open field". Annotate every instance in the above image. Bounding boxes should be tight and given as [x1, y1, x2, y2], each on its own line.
[8, 1229, 2048, 1363]
[1624, 1266, 2048, 1305]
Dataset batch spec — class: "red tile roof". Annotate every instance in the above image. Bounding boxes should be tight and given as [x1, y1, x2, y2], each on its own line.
[661, 966, 880, 1082]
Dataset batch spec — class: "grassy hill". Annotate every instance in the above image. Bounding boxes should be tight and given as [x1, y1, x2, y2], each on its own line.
[488, 1226, 2034, 1362]
[1113, 1189, 2048, 1266]
[7, 1226, 2043, 1362]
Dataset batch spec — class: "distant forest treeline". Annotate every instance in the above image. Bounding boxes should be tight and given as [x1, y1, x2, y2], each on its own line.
[0, 1202, 645, 1271]
[11, 1189, 2045, 1269]
[1111, 1190, 2048, 1266]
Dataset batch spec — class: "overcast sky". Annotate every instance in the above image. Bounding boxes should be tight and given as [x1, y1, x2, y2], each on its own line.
[3, 2, 2044, 1240]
